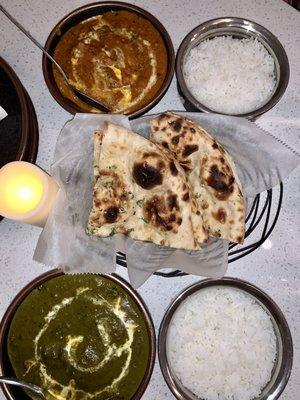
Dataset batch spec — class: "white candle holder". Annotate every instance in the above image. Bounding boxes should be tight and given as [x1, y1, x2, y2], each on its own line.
[0, 161, 59, 227]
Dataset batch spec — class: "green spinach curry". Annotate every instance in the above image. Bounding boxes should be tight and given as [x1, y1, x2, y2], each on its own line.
[8, 275, 150, 400]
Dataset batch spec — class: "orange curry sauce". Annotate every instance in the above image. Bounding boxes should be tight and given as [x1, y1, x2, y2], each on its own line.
[53, 11, 168, 113]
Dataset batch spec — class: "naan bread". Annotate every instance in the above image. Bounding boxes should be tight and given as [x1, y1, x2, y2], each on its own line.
[87, 122, 208, 250]
[150, 112, 245, 244]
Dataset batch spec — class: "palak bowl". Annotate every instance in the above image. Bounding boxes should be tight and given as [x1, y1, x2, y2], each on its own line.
[158, 277, 293, 400]
[0, 269, 155, 400]
[176, 17, 289, 120]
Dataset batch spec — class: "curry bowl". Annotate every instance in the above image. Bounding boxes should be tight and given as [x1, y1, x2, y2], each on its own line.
[43, 1, 175, 118]
[0, 269, 156, 400]
[176, 17, 289, 120]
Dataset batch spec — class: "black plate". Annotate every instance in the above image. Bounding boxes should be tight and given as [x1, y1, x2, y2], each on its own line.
[0, 57, 30, 168]
[23, 89, 39, 164]
[0, 58, 39, 221]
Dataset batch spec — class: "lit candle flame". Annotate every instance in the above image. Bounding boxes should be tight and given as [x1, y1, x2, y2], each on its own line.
[0, 162, 58, 226]
[1, 169, 44, 215]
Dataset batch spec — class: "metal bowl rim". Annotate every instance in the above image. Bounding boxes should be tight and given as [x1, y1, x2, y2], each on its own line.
[175, 17, 290, 120]
[0, 269, 156, 400]
[158, 276, 293, 400]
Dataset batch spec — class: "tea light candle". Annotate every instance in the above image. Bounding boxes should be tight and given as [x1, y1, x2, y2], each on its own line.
[0, 161, 59, 227]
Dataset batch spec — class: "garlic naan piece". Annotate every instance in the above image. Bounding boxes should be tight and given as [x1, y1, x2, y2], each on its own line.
[87, 122, 207, 250]
[150, 112, 245, 244]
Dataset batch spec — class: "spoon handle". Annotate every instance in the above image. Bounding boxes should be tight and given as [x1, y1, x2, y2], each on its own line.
[0, 4, 68, 82]
[0, 376, 45, 398]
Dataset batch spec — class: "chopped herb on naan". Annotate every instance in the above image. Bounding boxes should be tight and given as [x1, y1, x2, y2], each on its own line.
[87, 122, 208, 250]
[150, 112, 245, 244]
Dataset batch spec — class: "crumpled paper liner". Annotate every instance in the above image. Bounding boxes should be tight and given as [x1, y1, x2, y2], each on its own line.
[0, 105, 7, 121]
[34, 112, 299, 287]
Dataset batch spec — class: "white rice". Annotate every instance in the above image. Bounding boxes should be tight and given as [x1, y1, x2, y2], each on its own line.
[183, 36, 276, 114]
[167, 286, 277, 400]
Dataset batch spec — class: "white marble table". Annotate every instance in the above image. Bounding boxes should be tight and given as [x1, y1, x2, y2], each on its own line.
[0, 0, 299, 399]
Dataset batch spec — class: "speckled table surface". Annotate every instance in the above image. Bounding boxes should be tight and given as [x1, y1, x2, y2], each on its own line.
[0, 0, 299, 399]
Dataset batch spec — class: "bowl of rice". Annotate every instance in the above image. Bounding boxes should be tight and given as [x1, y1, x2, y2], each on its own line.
[176, 17, 289, 120]
[158, 277, 293, 400]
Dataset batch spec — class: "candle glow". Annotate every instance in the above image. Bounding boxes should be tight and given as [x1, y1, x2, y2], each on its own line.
[0, 161, 59, 227]
[2, 172, 44, 214]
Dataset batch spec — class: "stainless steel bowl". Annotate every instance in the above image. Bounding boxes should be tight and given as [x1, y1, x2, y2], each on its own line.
[159, 277, 293, 400]
[176, 17, 290, 120]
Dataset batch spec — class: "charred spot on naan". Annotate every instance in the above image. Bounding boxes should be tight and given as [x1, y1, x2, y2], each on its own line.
[133, 162, 163, 189]
[169, 118, 184, 132]
[169, 160, 178, 176]
[212, 208, 227, 224]
[182, 192, 189, 201]
[182, 144, 199, 158]
[90, 199, 121, 226]
[236, 236, 243, 244]
[91, 169, 128, 226]
[212, 140, 225, 153]
[171, 135, 181, 145]
[143, 192, 182, 232]
[104, 206, 119, 223]
[133, 151, 169, 189]
[158, 112, 168, 122]
[205, 164, 235, 201]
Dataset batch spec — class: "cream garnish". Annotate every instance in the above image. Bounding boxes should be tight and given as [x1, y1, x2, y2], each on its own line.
[69, 15, 158, 112]
[24, 287, 138, 400]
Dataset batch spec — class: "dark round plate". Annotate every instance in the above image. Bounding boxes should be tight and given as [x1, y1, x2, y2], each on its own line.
[42, 1, 175, 119]
[0, 57, 30, 167]
[23, 89, 39, 164]
[0, 60, 39, 221]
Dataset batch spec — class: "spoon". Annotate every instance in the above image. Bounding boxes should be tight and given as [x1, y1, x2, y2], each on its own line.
[0, 376, 46, 399]
[0, 4, 111, 113]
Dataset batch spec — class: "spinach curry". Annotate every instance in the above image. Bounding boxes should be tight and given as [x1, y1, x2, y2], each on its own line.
[8, 275, 150, 400]
[53, 11, 168, 113]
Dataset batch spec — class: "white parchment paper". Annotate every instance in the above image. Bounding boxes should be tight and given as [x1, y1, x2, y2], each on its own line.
[34, 112, 299, 287]
[0, 105, 7, 121]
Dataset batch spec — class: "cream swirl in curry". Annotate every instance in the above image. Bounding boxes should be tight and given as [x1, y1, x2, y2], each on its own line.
[8, 275, 150, 400]
[53, 11, 168, 113]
